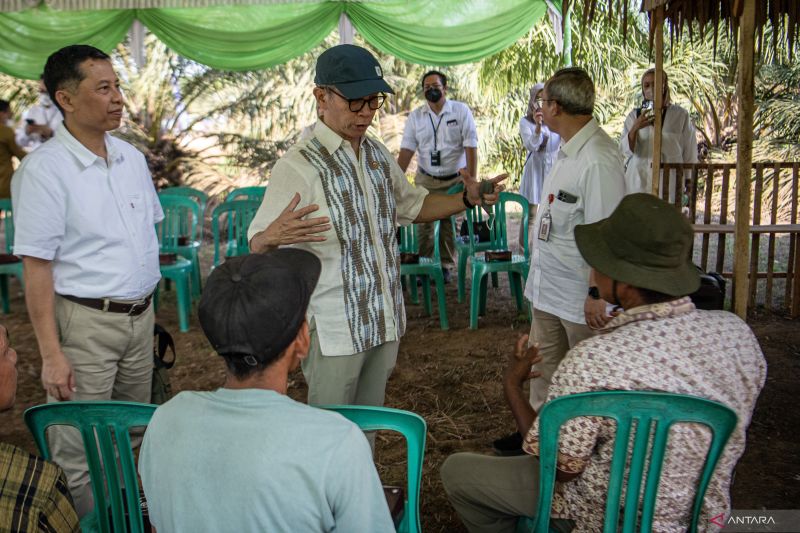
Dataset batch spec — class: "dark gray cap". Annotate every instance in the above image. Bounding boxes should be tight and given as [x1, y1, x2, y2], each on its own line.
[199, 249, 321, 365]
[314, 44, 394, 99]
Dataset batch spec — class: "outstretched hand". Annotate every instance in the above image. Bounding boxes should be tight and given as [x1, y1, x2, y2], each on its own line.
[250, 193, 331, 253]
[503, 334, 542, 389]
[464, 173, 507, 212]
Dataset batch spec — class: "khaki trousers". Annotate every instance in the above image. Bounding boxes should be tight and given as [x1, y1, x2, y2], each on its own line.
[414, 171, 459, 267]
[302, 326, 399, 449]
[440, 453, 574, 533]
[527, 308, 594, 411]
[48, 295, 154, 518]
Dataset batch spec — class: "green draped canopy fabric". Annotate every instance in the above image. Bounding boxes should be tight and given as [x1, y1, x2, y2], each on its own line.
[0, 0, 554, 79]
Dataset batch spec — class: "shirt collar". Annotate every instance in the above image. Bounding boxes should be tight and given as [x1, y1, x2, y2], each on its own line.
[601, 296, 696, 332]
[313, 119, 367, 156]
[559, 117, 600, 158]
[425, 98, 451, 118]
[54, 122, 123, 168]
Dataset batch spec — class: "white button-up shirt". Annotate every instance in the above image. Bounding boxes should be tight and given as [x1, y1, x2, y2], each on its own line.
[248, 121, 428, 357]
[525, 118, 626, 324]
[400, 99, 478, 177]
[12, 123, 163, 300]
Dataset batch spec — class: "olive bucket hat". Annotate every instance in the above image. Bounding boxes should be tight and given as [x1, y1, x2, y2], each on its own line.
[574, 193, 700, 296]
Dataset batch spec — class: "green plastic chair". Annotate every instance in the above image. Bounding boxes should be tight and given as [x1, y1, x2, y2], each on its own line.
[211, 199, 261, 267]
[24, 401, 157, 533]
[321, 405, 426, 533]
[469, 192, 530, 329]
[158, 186, 208, 240]
[0, 199, 23, 313]
[399, 220, 449, 330]
[157, 195, 202, 300]
[225, 185, 266, 203]
[516, 391, 739, 533]
[448, 183, 501, 304]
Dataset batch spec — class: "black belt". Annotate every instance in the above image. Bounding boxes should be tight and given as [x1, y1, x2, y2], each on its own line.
[60, 294, 152, 316]
[419, 168, 460, 180]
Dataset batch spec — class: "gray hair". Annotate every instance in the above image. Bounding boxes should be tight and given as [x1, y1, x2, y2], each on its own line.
[544, 67, 594, 116]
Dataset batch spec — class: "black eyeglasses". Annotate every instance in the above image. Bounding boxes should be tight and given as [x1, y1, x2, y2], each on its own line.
[326, 87, 387, 112]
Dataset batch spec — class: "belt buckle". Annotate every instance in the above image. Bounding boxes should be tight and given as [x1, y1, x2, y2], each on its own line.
[128, 300, 147, 316]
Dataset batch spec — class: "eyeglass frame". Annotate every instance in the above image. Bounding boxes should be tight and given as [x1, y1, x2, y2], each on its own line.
[324, 86, 387, 113]
[535, 97, 558, 107]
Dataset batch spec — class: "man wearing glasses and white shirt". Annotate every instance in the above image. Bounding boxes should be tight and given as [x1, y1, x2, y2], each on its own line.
[397, 71, 479, 283]
[248, 45, 504, 420]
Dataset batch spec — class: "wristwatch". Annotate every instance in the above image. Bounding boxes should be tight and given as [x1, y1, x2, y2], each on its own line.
[588, 286, 600, 300]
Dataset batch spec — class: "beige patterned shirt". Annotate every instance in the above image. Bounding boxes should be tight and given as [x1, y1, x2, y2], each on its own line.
[248, 121, 427, 356]
[523, 298, 766, 532]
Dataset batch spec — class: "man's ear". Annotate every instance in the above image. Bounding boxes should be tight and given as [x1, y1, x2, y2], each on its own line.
[293, 320, 311, 361]
[313, 87, 327, 112]
[55, 88, 75, 114]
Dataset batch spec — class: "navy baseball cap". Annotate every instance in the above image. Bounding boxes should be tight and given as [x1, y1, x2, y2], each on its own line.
[314, 44, 394, 99]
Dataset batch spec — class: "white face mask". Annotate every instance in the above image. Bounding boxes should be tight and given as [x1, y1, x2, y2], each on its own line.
[39, 92, 52, 108]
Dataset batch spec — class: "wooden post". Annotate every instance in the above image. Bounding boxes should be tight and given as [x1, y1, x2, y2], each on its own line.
[733, 0, 756, 319]
[651, 5, 665, 196]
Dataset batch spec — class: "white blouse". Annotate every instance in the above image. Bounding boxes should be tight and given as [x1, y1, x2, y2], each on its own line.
[518, 117, 560, 205]
[620, 104, 697, 199]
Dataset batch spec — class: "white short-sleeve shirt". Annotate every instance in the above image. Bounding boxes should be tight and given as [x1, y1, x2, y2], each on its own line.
[524, 118, 626, 324]
[400, 99, 478, 177]
[15, 102, 63, 151]
[12, 123, 163, 300]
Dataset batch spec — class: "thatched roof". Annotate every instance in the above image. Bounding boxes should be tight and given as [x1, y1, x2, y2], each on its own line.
[574, 0, 800, 59]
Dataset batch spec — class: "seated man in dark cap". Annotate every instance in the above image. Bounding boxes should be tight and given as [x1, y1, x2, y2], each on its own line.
[441, 194, 766, 532]
[138, 250, 394, 532]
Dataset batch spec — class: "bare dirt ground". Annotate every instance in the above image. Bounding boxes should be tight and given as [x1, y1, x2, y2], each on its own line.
[1, 239, 798, 531]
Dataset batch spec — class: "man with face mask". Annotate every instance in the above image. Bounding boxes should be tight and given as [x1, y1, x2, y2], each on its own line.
[397, 71, 479, 283]
[15, 75, 63, 152]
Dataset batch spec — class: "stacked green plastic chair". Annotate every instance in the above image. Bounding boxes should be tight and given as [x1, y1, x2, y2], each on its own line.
[211, 199, 261, 267]
[448, 183, 502, 303]
[225, 185, 266, 203]
[322, 405, 426, 533]
[516, 391, 738, 533]
[0, 199, 23, 313]
[155, 196, 197, 331]
[399, 220, 448, 330]
[469, 192, 530, 329]
[158, 186, 208, 240]
[24, 401, 157, 533]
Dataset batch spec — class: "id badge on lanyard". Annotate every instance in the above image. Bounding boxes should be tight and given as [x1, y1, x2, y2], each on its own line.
[538, 193, 553, 242]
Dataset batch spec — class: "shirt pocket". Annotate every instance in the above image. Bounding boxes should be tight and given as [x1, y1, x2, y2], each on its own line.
[549, 195, 580, 237]
[444, 120, 462, 144]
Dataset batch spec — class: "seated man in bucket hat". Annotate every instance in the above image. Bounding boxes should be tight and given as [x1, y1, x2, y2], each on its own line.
[139, 250, 394, 533]
[441, 194, 766, 532]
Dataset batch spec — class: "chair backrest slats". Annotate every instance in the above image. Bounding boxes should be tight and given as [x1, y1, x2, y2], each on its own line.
[321, 405, 426, 533]
[532, 391, 738, 533]
[211, 199, 261, 266]
[225, 186, 266, 203]
[0, 199, 14, 254]
[24, 401, 157, 533]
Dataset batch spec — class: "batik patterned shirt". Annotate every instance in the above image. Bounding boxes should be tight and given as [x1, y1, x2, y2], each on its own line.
[522, 298, 766, 532]
[248, 121, 427, 356]
[0, 442, 79, 532]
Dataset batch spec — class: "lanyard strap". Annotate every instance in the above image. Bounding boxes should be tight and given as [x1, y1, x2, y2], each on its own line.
[428, 112, 445, 150]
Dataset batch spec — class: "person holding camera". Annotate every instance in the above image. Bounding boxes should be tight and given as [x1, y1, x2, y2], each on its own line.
[620, 68, 697, 200]
[15, 76, 63, 152]
[397, 70, 479, 283]
[518, 83, 560, 250]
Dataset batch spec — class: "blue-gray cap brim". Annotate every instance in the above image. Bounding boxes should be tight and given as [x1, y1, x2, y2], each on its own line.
[333, 78, 394, 100]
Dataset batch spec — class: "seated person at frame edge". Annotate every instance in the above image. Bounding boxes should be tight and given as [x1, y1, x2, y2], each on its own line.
[139, 250, 395, 533]
[0, 324, 80, 532]
[441, 194, 766, 532]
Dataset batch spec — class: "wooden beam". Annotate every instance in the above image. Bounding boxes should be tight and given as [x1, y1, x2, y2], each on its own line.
[734, 0, 757, 319]
[651, 5, 665, 196]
